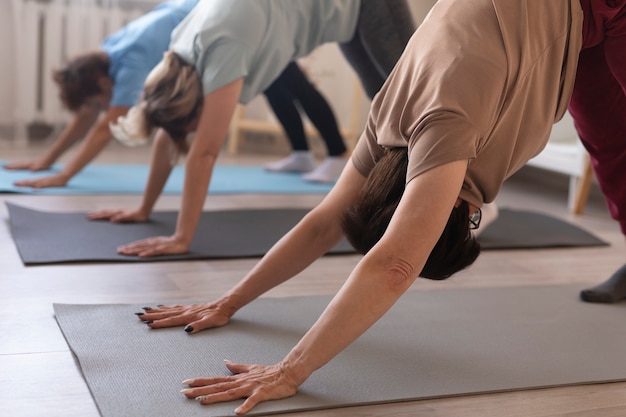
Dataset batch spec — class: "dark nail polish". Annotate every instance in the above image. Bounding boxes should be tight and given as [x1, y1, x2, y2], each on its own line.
[143, 320, 153, 324]
[157, 304, 164, 307]
[135, 312, 145, 316]
[184, 326, 193, 333]
[142, 307, 152, 311]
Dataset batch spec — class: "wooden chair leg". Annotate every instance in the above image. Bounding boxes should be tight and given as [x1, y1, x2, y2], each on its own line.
[571, 155, 593, 215]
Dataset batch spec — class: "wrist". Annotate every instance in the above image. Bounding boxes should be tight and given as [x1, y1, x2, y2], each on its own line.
[40, 156, 56, 167]
[137, 205, 153, 219]
[217, 294, 244, 318]
[56, 171, 72, 182]
[279, 355, 313, 388]
[173, 231, 193, 246]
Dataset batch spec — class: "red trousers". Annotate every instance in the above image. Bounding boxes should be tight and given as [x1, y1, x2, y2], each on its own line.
[569, 0, 626, 233]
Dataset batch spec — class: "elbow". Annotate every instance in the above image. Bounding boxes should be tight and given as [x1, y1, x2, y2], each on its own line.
[383, 256, 416, 291]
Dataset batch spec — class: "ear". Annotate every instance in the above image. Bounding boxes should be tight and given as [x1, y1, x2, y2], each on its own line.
[98, 76, 114, 94]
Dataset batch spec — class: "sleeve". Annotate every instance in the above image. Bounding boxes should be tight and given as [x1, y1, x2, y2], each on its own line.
[406, 112, 479, 184]
[350, 114, 386, 179]
[196, 38, 253, 97]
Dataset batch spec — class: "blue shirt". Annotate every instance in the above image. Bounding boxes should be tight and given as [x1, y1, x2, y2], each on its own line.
[101, 0, 199, 106]
[170, 0, 361, 103]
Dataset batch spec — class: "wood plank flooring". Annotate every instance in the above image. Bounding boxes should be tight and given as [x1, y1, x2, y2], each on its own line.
[1, 139, 624, 417]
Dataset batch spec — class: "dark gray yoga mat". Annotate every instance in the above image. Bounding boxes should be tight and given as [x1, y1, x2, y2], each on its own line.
[6, 203, 354, 264]
[7, 203, 607, 265]
[54, 285, 626, 417]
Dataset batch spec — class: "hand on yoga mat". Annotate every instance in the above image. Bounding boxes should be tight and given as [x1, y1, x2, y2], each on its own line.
[181, 360, 302, 415]
[3, 159, 52, 171]
[135, 302, 233, 332]
[117, 235, 189, 257]
[87, 208, 149, 223]
[13, 173, 69, 189]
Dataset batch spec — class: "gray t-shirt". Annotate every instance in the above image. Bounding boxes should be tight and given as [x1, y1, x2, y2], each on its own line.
[352, 0, 583, 208]
[170, 0, 360, 103]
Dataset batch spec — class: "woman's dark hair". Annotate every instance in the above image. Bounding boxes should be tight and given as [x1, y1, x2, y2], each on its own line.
[52, 51, 110, 111]
[341, 147, 481, 280]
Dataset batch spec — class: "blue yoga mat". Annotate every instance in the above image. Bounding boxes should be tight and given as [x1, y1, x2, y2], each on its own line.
[0, 162, 334, 195]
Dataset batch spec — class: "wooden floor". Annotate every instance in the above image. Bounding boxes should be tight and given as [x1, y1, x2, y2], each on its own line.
[1, 138, 625, 417]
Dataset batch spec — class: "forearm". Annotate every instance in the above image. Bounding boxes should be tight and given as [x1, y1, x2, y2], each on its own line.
[284, 253, 418, 385]
[41, 108, 99, 165]
[223, 208, 345, 311]
[137, 131, 175, 215]
[220, 162, 367, 315]
[58, 107, 129, 180]
[174, 151, 216, 245]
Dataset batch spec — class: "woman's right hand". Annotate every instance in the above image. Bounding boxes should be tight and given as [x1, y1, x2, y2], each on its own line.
[87, 208, 149, 223]
[134, 301, 234, 334]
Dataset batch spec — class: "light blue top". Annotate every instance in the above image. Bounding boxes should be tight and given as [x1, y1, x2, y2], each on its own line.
[101, 0, 199, 106]
[170, 0, 361, 103]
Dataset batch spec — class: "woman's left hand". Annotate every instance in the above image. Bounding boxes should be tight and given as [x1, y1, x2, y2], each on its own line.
[117, 235, 189, 257]
[181, 361, 301, 415]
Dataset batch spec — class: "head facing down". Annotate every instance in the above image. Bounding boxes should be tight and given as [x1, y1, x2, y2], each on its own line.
[53, 51, 111, 112]
[341, 148, 481, 280]
[110, 51, 203, 152]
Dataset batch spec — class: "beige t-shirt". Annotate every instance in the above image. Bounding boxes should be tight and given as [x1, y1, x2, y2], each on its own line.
[352, 0, 583, 208]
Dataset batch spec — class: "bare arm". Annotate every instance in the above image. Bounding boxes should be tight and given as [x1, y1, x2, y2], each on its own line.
[87, 128, 176, 223]
[13, 106, 129, 188]
[111, 78, 244, 257]
[181, 159, 469, 414]
[138, 161, 367, 330]
[3, 105, 100, 171]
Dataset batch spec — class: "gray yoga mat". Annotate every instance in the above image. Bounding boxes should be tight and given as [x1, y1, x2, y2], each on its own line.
[6, 203, 354, 264]
[54, 285, 626, 417]
[7, 203, 607, 265]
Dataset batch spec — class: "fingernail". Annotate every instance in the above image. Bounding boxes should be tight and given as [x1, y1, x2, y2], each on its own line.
[142, 307, 152, 311]
[134, 312, 144, 316]
[184, 326, 193, 333]
[143, 320, 153, 324]
[180, 389, 191, 394]
[195, 396, 206, 402]
[157, 304, 164, 307]
[182, 379, 193, 385]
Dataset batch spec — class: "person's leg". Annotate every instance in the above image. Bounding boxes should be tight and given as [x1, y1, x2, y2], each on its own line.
[569, 41, 626, 303]
[275, 63, 348, 183]
[340, 0, 416, 99]
[338, 38, 385, 99]
[279, 63, 347, 157]
[263, 66, 314, 172]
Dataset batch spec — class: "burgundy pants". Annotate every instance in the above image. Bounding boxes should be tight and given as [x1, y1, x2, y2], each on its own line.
[569, 0, 626, 233]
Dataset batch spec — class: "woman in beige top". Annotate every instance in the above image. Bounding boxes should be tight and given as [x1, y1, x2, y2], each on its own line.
[135, 0, 584, 413]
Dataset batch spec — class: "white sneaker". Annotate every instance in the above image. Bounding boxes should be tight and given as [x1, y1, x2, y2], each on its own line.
[264, 152, 315, 173]
[302, 157, 347, 183]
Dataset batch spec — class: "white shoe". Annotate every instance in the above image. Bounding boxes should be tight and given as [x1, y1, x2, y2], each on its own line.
[264, 152, 315, 173]
[302, 157, 347, 183]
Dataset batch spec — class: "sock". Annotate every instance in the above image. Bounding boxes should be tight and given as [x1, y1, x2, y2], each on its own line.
[302, 156, 347, 183]
[580, 263, 626, 303]
[473, 202, 499, 237]
[264, 151, 315, 173]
